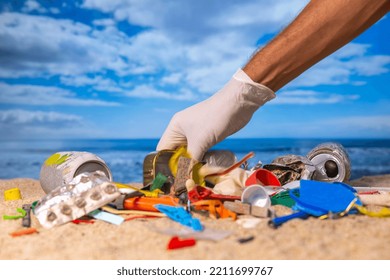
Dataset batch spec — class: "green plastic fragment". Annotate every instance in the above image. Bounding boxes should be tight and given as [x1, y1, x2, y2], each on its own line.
[271, 189, 300, 208]
[3, 208, 27, 220]
[31, 200, 38, 214]
[150, 172, 168, 191]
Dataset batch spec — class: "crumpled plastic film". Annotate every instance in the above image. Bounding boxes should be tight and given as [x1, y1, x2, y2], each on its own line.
[200, 152, 254, 196]
[263, 155, 315, 185]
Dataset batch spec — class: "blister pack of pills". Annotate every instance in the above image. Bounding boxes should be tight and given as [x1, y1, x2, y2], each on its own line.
[34, 170, 121, 229]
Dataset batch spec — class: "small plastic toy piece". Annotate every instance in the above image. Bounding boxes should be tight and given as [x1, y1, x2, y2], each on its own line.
[167, 236, 196, 250]
[154, 204, 203, 231]
[4, 188, 22, 201]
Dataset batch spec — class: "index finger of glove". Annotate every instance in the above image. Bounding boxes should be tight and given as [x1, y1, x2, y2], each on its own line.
[156, 127, 188, 151]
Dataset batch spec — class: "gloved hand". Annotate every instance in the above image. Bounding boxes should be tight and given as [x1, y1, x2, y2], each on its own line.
[157, 69, 276, 161]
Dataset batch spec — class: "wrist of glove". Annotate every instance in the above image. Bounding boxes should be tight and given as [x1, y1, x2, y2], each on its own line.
[157, 69, 275, 160]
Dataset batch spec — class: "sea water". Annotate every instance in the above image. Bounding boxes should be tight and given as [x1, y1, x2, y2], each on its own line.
[0, 138, 389, 183]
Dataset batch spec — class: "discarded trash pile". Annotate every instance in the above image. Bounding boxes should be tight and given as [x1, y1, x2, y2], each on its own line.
[4, 142, 390, 250]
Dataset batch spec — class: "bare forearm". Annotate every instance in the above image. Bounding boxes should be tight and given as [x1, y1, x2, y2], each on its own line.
[243, 0, 390, 91]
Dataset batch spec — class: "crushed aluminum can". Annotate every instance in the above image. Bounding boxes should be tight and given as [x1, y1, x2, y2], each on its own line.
[34, 170, 120, 229]
[263, 155, 316, 185]
[307, 142, 351, 183]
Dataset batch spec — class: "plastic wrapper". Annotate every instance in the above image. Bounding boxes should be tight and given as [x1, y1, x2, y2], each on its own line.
[34, 171, 120, 229]
[202, 150, 237, 167]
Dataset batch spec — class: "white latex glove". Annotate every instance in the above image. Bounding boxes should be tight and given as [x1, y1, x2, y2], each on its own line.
[157, 69, 275, 160]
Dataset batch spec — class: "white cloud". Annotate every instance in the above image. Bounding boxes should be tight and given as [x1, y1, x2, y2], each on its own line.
[80, 0, 310, 94]
[22, 0, 46, 13]
[92, 18, 116, 27]
[21, 0, 60, 15]
[0, 82, 120, 106]
[161, 73, 182, 85]
[83, 0, 307, 43]
[50, 7, 60, 14]
[0, 109, 82, 125]
[0, 12, 130, 78]
[124, 85, 196, 101]
[81, 0, 390, 97]
[0, 109, 108, 139]
[273, 90, 359, 105]
[0, 1, 388, 105]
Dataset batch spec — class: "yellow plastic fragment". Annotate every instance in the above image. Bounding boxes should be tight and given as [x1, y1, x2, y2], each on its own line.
[168, 146, 191, 177]
[4, 188, 22, 201]
[114, 182, 163, 198]
[355, 205, 390, 218]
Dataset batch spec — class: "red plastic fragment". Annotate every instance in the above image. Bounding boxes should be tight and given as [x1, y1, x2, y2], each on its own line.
[245, 168, 281, 187]
[72, 219, 95, 224]
[124, 215, 160, 222]
[167, 236, 196, 250]
[358, 191, 380, 195]
[188, 185, 240, 202]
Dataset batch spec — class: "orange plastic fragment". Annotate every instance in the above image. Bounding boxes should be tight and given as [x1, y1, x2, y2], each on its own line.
[192, 200, 237, 220]
[124, 196, 179, 212]
[10, 227, 38, 237]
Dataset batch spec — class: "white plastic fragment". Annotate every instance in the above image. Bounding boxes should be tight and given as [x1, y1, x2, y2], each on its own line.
[236, 217, 263, 229]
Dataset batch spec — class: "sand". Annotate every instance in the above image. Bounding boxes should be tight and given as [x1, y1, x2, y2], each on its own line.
[1, 175, 390, 260]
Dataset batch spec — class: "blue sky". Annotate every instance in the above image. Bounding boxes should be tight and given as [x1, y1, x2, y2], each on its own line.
[0, 0, 389, 140]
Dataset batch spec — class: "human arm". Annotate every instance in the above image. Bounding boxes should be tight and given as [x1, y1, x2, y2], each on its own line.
[244, 0, 390, 91]
[157, 0, 390, 160]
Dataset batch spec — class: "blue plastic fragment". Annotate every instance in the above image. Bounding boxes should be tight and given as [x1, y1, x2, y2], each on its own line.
[154, 204, 203, 231]
[290, 180, 362, 216]
[269, 211, 309, 228]
[89, 209, 124, 225]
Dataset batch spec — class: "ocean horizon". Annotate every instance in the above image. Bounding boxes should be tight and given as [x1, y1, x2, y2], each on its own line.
[0, 138, 389, 184]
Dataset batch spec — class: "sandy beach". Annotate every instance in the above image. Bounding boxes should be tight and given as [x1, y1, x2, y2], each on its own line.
[1, 175, 390, 260]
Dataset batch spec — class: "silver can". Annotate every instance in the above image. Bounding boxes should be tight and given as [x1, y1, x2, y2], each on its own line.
[40, 151, 112, 194]
[307, 142, 351, 183]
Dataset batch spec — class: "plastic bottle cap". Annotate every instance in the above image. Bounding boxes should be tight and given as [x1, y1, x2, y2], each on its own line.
[4, 188, 22, 201]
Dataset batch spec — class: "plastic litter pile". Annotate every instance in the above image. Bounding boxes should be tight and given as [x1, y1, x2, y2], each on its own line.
[3, 142, 390, 250]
